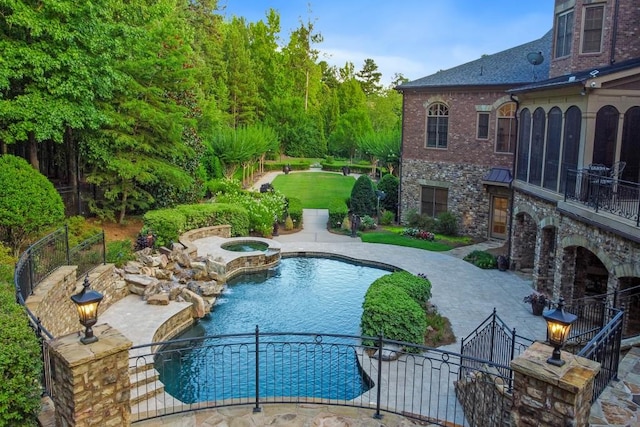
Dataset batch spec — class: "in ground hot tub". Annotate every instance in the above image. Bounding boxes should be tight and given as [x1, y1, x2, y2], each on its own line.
[221, 240, 269, 252]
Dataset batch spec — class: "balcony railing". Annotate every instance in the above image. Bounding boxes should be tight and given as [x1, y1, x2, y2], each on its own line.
[564, 169, 640, 227]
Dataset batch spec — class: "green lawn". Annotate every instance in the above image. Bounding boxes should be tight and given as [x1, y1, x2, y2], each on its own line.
[272, 172, 355, 208]
[359, 226, 473, 251]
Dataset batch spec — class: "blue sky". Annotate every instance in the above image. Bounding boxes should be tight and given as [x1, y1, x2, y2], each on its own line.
[219, 0, 555, 86]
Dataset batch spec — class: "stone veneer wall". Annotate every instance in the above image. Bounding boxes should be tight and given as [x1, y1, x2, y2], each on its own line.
[49, 324, 132, 427]
[455, 366, 514, 426]
[26, 263, 127, 337]
[400, 158, 495, 238]
[511, 342, 600, 427]
[180, 225, 231, 256]
[512, 191, 640, 297]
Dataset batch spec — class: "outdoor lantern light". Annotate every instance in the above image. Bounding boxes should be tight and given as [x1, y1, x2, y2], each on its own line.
[542, 297, 577, 367]
[71, 275, 104, 345]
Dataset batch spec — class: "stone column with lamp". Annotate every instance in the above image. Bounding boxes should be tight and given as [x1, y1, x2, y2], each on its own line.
[48, 277, 133, 427]
[510, 299, 600, 426]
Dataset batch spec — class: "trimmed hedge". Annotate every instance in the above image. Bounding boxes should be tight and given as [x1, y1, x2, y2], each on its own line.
[286, 197, 303, 227]
[361, 271, 432, 349]
[0, 283, 42, 426]
[143, 203, 250, 247]
[328, 199, 349, 228]
[264, 161, 311, 172]
[350, 175, 377, 217]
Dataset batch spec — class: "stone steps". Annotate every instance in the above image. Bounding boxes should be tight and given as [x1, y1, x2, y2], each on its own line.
[129, 362, 165, 407]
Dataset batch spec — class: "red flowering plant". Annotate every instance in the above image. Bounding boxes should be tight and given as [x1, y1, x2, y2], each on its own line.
[523, 292, 551, 306]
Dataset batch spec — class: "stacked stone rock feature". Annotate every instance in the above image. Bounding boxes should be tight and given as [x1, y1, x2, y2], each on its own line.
[119, 247, 226, 318]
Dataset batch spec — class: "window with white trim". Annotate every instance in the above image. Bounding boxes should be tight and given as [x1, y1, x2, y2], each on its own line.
[426, 103, 448, 148]
[555, 10, 574, 58]
[582, 5, 604, 54]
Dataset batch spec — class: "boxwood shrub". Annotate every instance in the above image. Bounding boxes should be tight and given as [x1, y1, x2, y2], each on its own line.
[286, 197, 303, 227]
[328, 199, 349, 228]
[463, 250, 497, 269]
[142, 208, 187, 247]
[361, 271, 431, 349]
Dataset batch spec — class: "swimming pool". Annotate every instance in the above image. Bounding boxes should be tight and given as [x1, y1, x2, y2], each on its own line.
[156, 257, 392, 403]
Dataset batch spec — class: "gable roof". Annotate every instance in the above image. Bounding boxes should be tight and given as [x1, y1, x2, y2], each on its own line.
[398, 30, 552, 90]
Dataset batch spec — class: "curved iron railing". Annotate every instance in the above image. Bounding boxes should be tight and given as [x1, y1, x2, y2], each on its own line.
[129, 328, 514, 426]
[13, 226, 106, 398]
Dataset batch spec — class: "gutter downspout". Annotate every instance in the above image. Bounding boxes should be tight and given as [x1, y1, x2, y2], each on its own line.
[507, 94, 520, 268]
[397, 88, 406, 224]
[610, 0, 620, 65]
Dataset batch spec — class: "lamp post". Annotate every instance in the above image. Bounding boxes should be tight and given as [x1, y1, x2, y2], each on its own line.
[542, 297, 577, 366]
[71, 275, 104, 345]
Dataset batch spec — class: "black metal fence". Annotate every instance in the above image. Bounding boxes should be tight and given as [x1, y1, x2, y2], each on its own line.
[459, 308, 534, 391]
[564, 169, 640, 226]
[13, 226, 107, 398]
[130, 329, 513, 426]
[14, 225, 106, 303]
[576, 308, 624, 402]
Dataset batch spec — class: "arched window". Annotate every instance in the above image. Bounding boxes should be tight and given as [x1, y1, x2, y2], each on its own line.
[496, 102, 516, 153]
[529, 108, 546, 186]
[516, 108, 531, 181]
[560, 106, 581, 192]
[621, 106, 640, 182]
[593, 105, 619, 166]
[426, 103, 448, 149]
[543, 107, 562, 190]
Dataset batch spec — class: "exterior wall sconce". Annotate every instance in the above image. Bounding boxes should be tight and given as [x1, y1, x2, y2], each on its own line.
[71, 275, 104, 345]
[542, 297, 577, 366]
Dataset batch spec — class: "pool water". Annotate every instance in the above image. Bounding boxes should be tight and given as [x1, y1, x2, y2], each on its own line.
[157, 257, 391, 403]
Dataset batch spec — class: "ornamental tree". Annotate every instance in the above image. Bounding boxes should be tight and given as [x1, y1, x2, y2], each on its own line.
[0, 155, 64, 255]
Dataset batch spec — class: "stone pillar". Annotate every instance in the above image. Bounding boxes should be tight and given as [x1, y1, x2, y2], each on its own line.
[49, 324, 132, 427]
[510, 341, 600, 427]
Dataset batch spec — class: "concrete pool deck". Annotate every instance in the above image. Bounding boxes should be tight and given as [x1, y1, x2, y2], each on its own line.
[98, 205, 548, 426]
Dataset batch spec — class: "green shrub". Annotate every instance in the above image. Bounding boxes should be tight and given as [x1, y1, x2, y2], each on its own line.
[106, 240, 135, 267]
[359, 215, 377, 230]
[350, 175, 376, 216]
[0, 283, 42, 426]
[286, 197, 303, 227]
[380, 210, 395, 225]
[361, 273, 427, 348]
[142, 209, 187, 247]
[376, 174, 399, 214]
[327, 199, 349, 228]
[284, 215, 294, 230]
[369, 271, 432, 308]
[405, 209, 436, 231]
[435, 211, 459, 236]
[0, 155, 65, 255]
[464, 250, 498, 269]
[324, 156, 334, 164]
[0, 243, 16, 283]
[205, 178, 243, 196]
[66, 216, 102, 248]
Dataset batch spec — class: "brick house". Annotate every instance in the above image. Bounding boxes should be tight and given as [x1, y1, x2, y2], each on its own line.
[398, 0, 640, 316]
[397, 32, 552, 240]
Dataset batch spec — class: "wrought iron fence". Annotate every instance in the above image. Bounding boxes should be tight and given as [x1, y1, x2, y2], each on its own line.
[564, 169, 640, 226]
[14, 226, 105, 302]
[69, 231, 106, 279]
[567, 285, 640, 339]
[577, 308, 624, 402]
[129, 329, 513, 426]
[13, 226, 107, 398]
[14, 227, 69, 301]
[459, 308, 534, 391]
